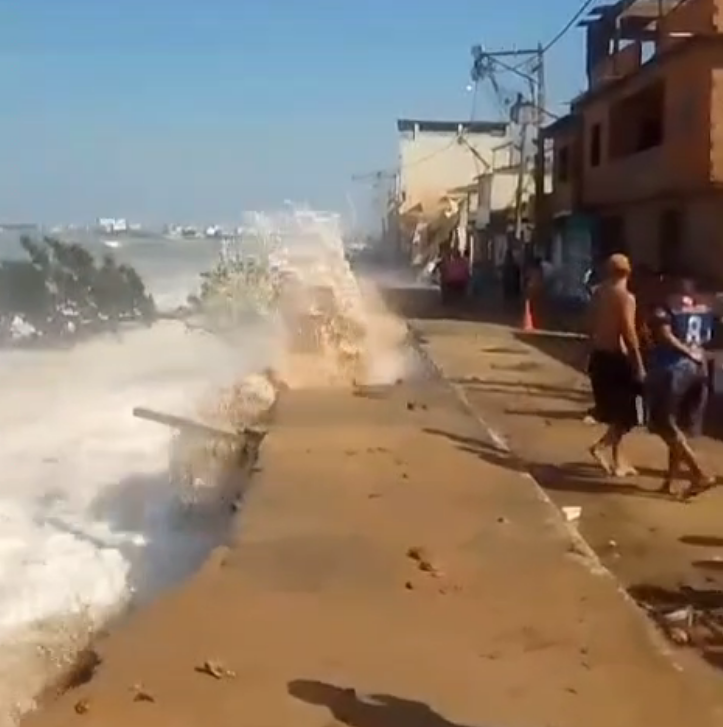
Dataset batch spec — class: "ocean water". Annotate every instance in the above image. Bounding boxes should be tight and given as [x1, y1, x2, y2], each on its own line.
[0, 229, 276, 723]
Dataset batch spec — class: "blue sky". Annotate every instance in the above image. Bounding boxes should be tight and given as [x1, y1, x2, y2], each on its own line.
[0, 0, 590, 225]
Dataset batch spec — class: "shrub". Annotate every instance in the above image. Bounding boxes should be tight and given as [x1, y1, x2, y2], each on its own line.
[195, 253, 280, 329]
[0, 236, 155, 343]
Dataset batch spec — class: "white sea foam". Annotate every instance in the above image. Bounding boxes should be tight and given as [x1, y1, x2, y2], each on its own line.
[0, 320, 261, 723]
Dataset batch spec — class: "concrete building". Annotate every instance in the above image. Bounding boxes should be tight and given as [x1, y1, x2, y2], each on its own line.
[542, 0, 723, 289]
[475, 164, 537, 267]
[394, 118, 512, 267]
[97, 218, 128, 234]
[397, 119, 508, 212]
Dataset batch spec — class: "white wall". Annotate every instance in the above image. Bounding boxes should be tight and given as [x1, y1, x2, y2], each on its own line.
[476, 168, 551, 219]
[489, 171, 521, 211]
[399, 126, 508, 209]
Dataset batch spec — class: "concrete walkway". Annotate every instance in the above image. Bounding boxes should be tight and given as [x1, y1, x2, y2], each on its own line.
[414, 314, 723, 686]
[27, 357, 723, 726]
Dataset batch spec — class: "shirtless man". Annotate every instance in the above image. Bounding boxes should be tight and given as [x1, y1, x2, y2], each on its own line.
[587, 253, 646, 475]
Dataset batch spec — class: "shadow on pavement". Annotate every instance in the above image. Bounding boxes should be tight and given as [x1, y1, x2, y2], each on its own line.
[423, 427, 525, 474]
[502, 408, 587, 422]
[451, 377, 589, 406]
[288, 679, 478, 727]
[681, 535, 723, 548]
[513, 331, 588, 373]
[423, 427, 671, 501]
[528, 462, 672, 501]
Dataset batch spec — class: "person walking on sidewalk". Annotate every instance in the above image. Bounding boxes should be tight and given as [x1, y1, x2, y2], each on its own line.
[587, 253, 646, 476]
[646, 277, 715, 499]
[439, 247, 470, 306]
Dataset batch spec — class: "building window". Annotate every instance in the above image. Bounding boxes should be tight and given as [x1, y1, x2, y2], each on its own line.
[609, 81, 665, 159]
[589, 123, 602, 167]
[556, 145, 570, 182]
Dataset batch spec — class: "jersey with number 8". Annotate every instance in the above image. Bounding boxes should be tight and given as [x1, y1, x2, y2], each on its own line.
[649, 300, 714, 371]
[670, 305, 713, 349]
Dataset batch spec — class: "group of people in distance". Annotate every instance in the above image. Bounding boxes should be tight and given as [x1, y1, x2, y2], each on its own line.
[587, 253, 717, 500]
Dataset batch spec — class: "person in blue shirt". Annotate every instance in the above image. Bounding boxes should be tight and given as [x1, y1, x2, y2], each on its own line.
[646, 278, 715, 499]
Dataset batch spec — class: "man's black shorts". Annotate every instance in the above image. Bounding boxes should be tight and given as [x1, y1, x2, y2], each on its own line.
[588, 349, 641, 432]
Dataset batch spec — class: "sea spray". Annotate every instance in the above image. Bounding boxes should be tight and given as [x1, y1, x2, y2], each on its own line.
[206, 209, 412, 387]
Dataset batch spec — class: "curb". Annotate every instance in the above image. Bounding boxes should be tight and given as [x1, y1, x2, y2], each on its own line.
[408, 323, 684, 671]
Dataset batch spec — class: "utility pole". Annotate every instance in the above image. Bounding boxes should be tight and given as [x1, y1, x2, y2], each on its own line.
[513, 124, 528, 241]
[533, 43, 547, 251]
[471, 44, 548, 251]
[511, 94, 535, 241]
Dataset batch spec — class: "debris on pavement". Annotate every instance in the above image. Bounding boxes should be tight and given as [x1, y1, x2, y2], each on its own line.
[647, 605, 701, 646]
[406, 401, 428, 412]
[562, 506, 582, 524]
[131, 684, 156, 703]
[74, 699, 91, 715]
[438, 584, 462, 595]
[406, 545, 430, 564]
[195, 660, 237, 679]
[668, 626, 691, 646]
[406, 546, 444, 578]
[662, 606, 695, 627]
[352, 383, 388, 399]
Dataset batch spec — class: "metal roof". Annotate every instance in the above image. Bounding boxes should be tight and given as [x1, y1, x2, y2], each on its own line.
[397, 119, 508, 135]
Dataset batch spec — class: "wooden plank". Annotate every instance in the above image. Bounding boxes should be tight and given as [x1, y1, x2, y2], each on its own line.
[133, 406, 259, 442]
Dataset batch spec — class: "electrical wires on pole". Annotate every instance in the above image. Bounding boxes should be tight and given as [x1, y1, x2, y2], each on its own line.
[469, 0, 599, 248]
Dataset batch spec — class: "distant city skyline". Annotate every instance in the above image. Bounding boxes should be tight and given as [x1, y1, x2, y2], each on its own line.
[0, 0, 589, 225]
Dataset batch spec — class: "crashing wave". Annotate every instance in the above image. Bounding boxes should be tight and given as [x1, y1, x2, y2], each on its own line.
[170, 208, 412, 501]
[192, 209, 409, 388]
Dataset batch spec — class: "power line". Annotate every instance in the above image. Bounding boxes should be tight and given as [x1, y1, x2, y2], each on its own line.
[541, 0, 598, 54]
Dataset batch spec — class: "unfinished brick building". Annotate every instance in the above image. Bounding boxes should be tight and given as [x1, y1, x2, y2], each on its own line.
[543, 0, 723, 288]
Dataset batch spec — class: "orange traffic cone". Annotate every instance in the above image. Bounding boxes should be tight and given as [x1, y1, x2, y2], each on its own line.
[521, 296, 534, 332]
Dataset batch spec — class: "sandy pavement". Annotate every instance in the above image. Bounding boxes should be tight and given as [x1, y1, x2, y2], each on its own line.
[413, 310, 723, 683]
[25, 339, 723, 725]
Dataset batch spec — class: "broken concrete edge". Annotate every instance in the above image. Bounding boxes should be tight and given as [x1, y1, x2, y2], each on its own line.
[33, 397, 278, 715]
[406, 321, 684, 672]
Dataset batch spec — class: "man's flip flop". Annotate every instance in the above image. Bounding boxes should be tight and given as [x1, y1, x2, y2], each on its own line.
[676, 476, 717, 502]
